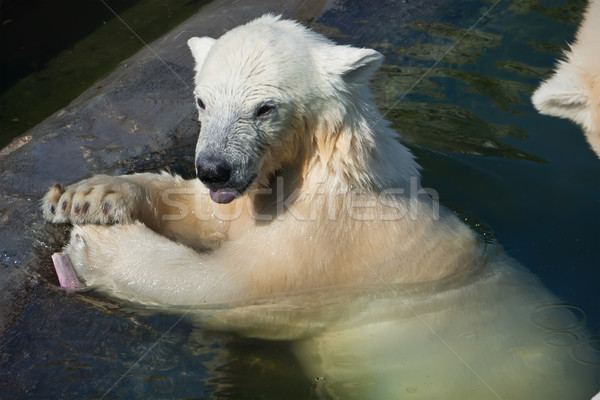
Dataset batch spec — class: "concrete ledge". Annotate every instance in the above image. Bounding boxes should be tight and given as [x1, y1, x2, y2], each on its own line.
[0, 0, 328, 336]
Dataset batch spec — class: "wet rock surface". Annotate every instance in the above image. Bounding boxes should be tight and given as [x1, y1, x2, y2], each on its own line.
[0, 1, 333, 397]
[0, 0, 326, 364]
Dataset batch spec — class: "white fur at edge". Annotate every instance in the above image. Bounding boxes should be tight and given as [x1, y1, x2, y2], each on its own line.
[532, 0, 600, 158]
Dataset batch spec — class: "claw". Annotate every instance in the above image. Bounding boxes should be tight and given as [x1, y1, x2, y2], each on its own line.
[82, 202, 90, 214]
[54, 183, 65, 194]
[61, 200, 68, 212]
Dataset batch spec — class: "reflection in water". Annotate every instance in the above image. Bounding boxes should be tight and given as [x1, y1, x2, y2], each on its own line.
[372, 65, 447, 100]
[523, 39, 566, 56]
[507, 0, 587, 25]
[365, 17, 547, 160]
[494, 60, 550, 79]
[372, 65, 545, 161]
[390, 20, 502, 64]
[442, 69, 533, 112]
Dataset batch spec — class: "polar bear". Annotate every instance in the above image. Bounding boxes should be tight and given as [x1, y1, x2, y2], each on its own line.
[43, 15, 599, 399]
[532, 0, 600, 158]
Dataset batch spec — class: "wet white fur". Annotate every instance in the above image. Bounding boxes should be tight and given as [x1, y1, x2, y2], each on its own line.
[45, 15, 598, 399]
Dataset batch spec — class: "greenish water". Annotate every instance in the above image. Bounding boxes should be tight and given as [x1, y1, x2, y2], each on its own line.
[0, 0, 212, 148]
[320, 0, 597, 317]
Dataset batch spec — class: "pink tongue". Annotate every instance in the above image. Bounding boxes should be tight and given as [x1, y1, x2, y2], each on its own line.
[209, 189, 237, 204]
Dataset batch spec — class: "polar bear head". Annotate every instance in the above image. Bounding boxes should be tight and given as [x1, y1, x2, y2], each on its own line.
[187, 15, 393, 204]
[531, 0, 600, 158]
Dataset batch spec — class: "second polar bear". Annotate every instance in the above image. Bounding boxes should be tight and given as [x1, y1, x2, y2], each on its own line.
[44, 15, 599, 399]
[532, 0, 600, 158]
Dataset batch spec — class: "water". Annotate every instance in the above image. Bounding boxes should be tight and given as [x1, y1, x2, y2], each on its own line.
[1, 0, 599, 398]
[317, 0, 599, 327]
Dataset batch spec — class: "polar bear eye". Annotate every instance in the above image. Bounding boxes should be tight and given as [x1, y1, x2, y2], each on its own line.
[196, 98, 205, 110]
[255, 103, 277, 118]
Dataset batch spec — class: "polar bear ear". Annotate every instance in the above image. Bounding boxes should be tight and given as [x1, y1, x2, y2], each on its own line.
[325, 45, 384, 84]
[187, 37, 216, 71]
[532, 65, 590, 124]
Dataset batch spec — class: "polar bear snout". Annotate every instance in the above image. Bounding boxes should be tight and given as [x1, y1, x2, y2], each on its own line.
[196, 155, 231, 186]
[195, 151, 255, 203]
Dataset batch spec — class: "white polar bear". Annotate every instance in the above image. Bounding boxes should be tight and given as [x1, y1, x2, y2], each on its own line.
[532, 0, 600, 158]
[44, 15, 599, 399]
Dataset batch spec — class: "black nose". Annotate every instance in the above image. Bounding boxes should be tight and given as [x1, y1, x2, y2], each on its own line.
[196, 156, 231, 186]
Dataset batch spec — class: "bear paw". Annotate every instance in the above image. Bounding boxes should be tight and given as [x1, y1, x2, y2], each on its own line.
[42, 175, 146, 224]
